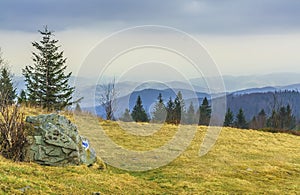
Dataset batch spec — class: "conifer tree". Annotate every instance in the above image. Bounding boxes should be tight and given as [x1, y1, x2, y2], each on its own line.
[279, 106, 287, 129]
[17, 90, 27, 105]
[131, 95, 149, 122]
[235, 108, 247, 129]
[151, 93, 167, 123]
[22, 26, 74, 110]
[257, 109, 267, 129]
[186, 101, 196, 124]
[198, 97, 211, 125]
[249, 109, 267, 130]
[285, 104, 296, 129]
[223, 108, 234, 127]
[174, 91, 185, 125]
[0, 51, 16, 106]
[0, 67, 16, 106]
[267, 110, 279, 129]
[166, 97, 175, 124]
[249, 116, 258, 129]
[119, 108, 133, 122]
[267, 105, 296, 130]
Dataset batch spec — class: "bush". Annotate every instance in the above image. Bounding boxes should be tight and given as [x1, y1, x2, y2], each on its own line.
[0, 105, 28, 161]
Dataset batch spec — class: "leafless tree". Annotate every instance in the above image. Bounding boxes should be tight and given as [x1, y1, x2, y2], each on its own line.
[99, 78, 118, 120]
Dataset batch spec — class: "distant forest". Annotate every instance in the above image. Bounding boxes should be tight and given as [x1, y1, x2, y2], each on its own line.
[225, 91, 300, 120]
[118, 90, 300, 135]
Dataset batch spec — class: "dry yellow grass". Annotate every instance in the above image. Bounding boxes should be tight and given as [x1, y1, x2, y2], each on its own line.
[0, 108, 299, 194]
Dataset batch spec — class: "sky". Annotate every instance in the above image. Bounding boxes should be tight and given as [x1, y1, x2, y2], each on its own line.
[0, 0, 300, 80]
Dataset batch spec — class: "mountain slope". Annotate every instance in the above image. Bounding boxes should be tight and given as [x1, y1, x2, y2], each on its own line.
[1, 115, 300, 194]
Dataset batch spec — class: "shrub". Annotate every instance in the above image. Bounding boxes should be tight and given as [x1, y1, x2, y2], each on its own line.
[0, 105, 28, 161]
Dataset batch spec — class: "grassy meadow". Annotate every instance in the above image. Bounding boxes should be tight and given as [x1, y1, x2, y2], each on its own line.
[0, 109, 299, 194]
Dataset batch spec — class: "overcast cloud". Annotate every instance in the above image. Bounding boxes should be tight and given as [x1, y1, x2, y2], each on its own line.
[1, 0, 300, 34]
[0, 0, 300, 77]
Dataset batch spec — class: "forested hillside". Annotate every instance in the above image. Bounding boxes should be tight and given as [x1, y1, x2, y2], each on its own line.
[225, 91, 300, 120]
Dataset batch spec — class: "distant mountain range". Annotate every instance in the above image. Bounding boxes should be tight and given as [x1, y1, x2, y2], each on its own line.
[231, 83, 300, 96]
[13, 73, 300, 120]
[83, 87, 300, 120]
[90, 88, 210, 118]
[14, 72, 300, 93]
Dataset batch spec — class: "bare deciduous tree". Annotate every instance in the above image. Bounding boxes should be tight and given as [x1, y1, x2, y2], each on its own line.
[99, 78, 118, 120]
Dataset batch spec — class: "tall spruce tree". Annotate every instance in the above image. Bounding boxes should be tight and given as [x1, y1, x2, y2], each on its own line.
[166, 97, 175, 124]
[151, 93, 167, 123]
[198, 97, 211, 125]
[131, 95, 149, 122]
[22, 26, 74, 110]
[174, 91, 185, 125]
[223, 108, 234, 127]
[235, 108, 247, 129]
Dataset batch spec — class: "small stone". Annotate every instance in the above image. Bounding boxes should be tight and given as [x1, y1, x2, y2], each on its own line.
[18, 186, 31, 193]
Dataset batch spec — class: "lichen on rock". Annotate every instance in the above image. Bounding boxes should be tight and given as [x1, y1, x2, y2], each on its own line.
[23, 114, 96, 166]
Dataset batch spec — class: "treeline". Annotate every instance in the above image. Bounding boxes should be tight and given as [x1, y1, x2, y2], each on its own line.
[226, 91, 300, 120]
[119, 91, 300, 135]
[224, 105, 299, 135]
[119, 92, 211, 125]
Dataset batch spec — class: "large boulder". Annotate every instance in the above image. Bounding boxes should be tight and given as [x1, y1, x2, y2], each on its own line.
[23, 114, 96, 166]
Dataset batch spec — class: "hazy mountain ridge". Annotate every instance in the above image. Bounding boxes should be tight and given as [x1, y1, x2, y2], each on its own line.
[86, 86, 300, 120]
[14, 72, 300, 94]
[231, 83, 300, 96]
[190, 73, 300, 92]
[88, 88, 210, 118]
[13, 73, 300, 121]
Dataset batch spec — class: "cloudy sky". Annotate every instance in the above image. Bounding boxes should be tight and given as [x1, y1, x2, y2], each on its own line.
[0, 0, 300, 79]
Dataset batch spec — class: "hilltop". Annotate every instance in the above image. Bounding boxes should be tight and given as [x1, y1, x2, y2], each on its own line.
[0, 113, 299, 194]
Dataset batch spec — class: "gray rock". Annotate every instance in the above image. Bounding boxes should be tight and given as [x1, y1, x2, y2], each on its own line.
[23, 114, 96, 166]
[18, 186, 31, 193]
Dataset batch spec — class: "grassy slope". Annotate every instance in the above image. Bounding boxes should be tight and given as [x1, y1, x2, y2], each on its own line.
[0, 110, 299, 194]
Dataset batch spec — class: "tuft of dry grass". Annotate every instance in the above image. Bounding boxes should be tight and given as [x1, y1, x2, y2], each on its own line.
[0, 108, 299, 194]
